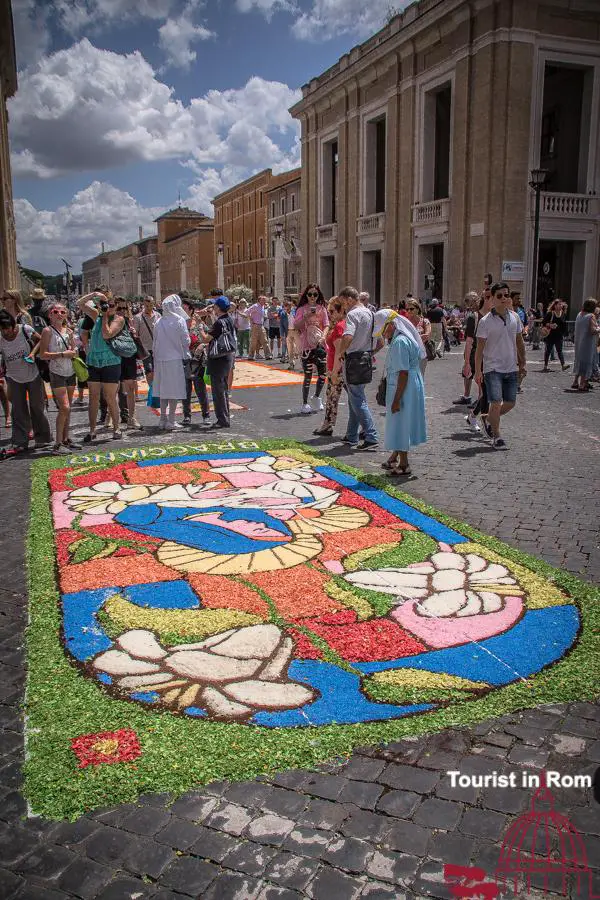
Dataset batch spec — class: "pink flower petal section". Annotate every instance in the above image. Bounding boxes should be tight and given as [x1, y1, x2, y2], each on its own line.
[225, 472, 279, 488]
[392, 596, 524, 648]
[207, 457, 257, 467]
[80, 513, 115, 527]
[52, 491, 75, 529]
[323, 560, 345, 574]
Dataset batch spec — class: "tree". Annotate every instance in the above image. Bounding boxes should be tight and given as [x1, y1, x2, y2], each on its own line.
[226, 283, 254, 303]
[19, 266, 44, 284]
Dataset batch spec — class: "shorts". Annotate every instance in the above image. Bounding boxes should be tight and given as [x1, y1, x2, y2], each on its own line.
[120, 355, 138, 381]
[87, 363, 122, 384]
[142, 353, 153, 376]
[268, 326, 280, 340]
[484, 371, 518, 404]
[49, 372, 76, 389]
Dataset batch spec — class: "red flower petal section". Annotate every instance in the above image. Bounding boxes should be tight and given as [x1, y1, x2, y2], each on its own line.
[71, 729, 141, 768]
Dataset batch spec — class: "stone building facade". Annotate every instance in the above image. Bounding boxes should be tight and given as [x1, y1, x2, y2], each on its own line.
[266, 168, 302, 296]
[0, 0, 18, 293]
[156, 207, 216, 297]
[213, 170, 272, 294]
[82, 233, 158, 298]
[290, 0, 600, 311]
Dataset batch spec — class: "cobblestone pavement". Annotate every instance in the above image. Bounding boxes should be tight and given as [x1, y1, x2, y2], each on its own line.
[0, 342, 598, 899]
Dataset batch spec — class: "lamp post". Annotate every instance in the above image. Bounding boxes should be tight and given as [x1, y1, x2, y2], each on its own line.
[136, 265, 142, 298]
[180, 254, 187, 292]
[155, 262, 161, 305]
[60, 258, 72, 305]
[217, 242, 224, 292]
[529, 168, 548, 309]
[122, 269, 126, 295]
[274, 222, 284, 301]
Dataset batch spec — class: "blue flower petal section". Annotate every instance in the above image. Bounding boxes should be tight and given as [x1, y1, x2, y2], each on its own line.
[356, 606, 579, 684]
[124, 580, 201, 610]
[252, 660, 433, 727]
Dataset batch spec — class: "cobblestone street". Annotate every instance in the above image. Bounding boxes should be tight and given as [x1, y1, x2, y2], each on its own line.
[0, 343, 598, 899]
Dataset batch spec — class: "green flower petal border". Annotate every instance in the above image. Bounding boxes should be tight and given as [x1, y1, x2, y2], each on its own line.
[25, 440, 600, 820]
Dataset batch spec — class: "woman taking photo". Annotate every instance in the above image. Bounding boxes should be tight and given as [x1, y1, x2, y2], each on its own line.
[377, 309, 427, 478]
[38, 303, 81, 453]
[293, 284, 329, 414]
[201, 295, 236, 429]
[115, 298, 142, 430]
[542, 299, 570, 372]
[313, 296, 345, 436]
[78, 289, 124, 443]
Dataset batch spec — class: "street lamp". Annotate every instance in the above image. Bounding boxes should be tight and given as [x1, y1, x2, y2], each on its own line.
[60, 258, 72, 304]
[529, 168, 548, 309]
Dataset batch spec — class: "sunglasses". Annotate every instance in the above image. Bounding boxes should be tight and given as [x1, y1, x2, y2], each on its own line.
[50, 309, 66, 315]
[307, 291, 318, 298]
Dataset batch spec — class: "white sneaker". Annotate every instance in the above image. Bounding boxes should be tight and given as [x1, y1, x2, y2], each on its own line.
[300, 403, 312, 414]
[203, 416, 211, 424]
[159, 419, 168, 430]
[170, 421, 184, 429]
[313, 398, 324, 411]
[465, 413, 481, 432]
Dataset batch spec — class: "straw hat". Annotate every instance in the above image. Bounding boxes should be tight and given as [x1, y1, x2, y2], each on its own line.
[31, 287, 46, 300]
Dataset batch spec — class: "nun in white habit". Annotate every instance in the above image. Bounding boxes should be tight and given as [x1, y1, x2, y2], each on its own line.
[152, 294, 191, 430]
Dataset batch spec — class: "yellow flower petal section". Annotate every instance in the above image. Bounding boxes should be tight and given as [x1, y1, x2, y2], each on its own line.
[369, 669, 489, 691]
[288, 505, 370, 536]
[324, 581, 374, 621]
[455, 543, 569, 609]
[157, 533, 323, 574]
[104, 594, 261, 641]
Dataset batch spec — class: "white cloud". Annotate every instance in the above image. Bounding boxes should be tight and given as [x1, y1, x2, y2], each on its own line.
[9, 43, 300, 178]
[12, 0, 52, 67]
[158, 1, 214, 70]
[292, 0, 409, 40]
[235, 0, 296, 19]
[14, 182, 162, 273]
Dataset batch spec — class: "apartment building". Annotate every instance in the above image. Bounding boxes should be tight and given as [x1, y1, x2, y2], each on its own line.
[155, 207, 216, 296]
[0, 0, 18, 292]
[82, 232, 158, 297]
[213, 170, 272, 294]
[290, 0, 600, 310]
[266, 168, 302, 296]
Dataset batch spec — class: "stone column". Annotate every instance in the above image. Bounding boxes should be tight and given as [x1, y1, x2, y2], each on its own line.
[274, 231, 285, 300]
[136, 266, 142, 297]
[155, 263, 161, 304]
[217, 244, 225, 291]
[180, 255, 187, 292]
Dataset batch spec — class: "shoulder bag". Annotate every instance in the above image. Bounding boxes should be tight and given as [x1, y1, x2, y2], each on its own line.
[23, 326, 51, 383]
[108, 320, 137, 358]
[208, 316, 237, 359]
[345, 313, 374, 385]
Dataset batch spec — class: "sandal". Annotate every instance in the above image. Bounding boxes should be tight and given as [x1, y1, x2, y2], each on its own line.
[82, 433, 96, 443]
[112, 430, 123, 440]
[389, 466, 412, 478]
[381, 458, 397, 470]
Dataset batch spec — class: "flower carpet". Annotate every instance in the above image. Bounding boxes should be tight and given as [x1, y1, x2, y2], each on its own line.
[26, 441, 599, 819]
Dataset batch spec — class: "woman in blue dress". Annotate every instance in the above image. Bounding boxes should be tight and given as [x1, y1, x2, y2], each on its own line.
[377, 310, 427, 477]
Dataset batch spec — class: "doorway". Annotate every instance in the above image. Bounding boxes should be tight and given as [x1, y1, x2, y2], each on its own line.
[361, 250, 382, 307]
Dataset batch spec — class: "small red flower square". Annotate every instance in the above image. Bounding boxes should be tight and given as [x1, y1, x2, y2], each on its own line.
[71, 729, 141, 768]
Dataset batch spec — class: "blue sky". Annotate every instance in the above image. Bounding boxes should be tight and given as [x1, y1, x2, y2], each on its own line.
[10, 0, 408, 273]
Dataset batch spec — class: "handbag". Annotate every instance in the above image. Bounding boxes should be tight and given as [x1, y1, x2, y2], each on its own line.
[376, 376, 387, 407]
[23, 326, 50, 383]
[108, 322, 137, 358]
[424, 339, 437, 361]
[146, 382, 161, 409]
[208, 317, 237, 359]
[344, 312, 375, 385]
[72, 356, 88, 382]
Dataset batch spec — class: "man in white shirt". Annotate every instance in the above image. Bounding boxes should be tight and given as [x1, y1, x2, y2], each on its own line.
[133, 296, 161, 383]
[474, 281, 526, 449]
[333, 286, 378, 450]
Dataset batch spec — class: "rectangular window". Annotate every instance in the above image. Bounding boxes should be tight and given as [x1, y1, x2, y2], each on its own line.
[248, 274, 252, 288]
[271, 240, 275, 258]
[365, 115, 386, 214]
[281, 198, 286, 215]
[422, 83, 451, 202]
[248, 240, 252, 259]
[227, 276, 232, 286]
[290, 272, 296, 286]
[259, 191, 263, 207]
[259, 272, 264, 289]
[227, 246, 230, 264]
[271, 201, 276, 219]
[322, 138, 338, 224]
[259, 237, 264, 258]
[291, 194, 296, 211]
[236, 243, 240, 262]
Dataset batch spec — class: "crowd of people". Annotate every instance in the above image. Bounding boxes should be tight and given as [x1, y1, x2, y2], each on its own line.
[0, 279, 598, 466]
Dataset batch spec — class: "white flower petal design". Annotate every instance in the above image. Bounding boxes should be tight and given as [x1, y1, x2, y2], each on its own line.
[345, 548, 522, 619]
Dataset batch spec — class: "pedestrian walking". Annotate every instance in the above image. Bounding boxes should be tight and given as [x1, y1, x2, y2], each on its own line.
[377, 309, 427, 477]
[571, 298, 599, 392]
[293, 284, 328, 415]
[152, 295, 190, 431]
[0, 309, 51, 455]
[313, 296, 345, 436]
[542, 299, 570, 372]
[267, 298, 282, 358]
[454, 292, 480, 405]
[474, 281, 527, 449]
[115, 299, 142, 430]
[426, 299, 445, 357]
[202, 295, 236, 429]
[38, 303, 81, 453]
[180, 298, 210, 425]
[247, 296, 271, 360]
[334, 286, 378, 450]
[279, 300, 290, 362]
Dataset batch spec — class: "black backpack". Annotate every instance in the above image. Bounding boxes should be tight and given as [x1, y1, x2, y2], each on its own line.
[23, 325, 51, 383]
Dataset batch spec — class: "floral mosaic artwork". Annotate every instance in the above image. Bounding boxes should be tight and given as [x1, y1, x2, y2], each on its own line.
[26, 441, 599, 818]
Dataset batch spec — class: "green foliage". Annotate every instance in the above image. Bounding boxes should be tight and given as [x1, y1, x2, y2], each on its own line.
[226, 283, 254, 303]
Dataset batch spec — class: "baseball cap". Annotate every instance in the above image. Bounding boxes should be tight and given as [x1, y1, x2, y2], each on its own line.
[214, 295, 230, 311]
